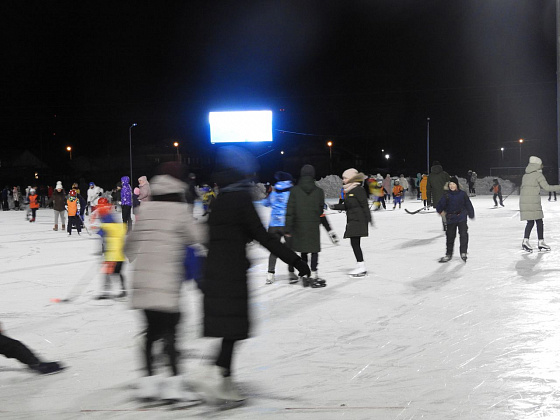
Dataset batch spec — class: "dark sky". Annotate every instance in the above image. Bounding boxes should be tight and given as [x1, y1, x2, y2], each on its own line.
[1, 0, 556, 178]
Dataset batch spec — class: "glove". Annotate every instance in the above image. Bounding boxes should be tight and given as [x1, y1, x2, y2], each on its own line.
[293, 258, 311, 278]
[328, 204, 335, 210]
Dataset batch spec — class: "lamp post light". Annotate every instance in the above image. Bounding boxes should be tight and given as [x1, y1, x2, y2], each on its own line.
[173, 141, 180, 161]
[519, 139, 524, 165]
[500, 147, 504, 161]
[327, 141, 333, 173]
[66, 146, 72, 160]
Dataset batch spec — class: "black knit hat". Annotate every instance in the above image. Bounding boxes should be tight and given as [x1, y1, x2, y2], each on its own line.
[274, 171, 293, 182]
[449, 176, 460, 188]
[300, 164, 315, 178]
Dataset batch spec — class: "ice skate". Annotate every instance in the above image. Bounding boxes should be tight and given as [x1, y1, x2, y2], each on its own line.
[522, 238, 533, 253]
[192, 365, 245, 404]
[265, 272, 275, 284]
[308, 271, 326, 287]
[288, 272, 298, 282]
[439, 254, 452, 263]
[348, 262, 367, 277]
[461, 253, 467, 262]
[136, 375, 161, 401]
[160, 375, 200, 402]
[538, 240, 551, 252]
[53, 224, 58, 231]
[29, 361, 64, 375]
[328, 230, 339, 245]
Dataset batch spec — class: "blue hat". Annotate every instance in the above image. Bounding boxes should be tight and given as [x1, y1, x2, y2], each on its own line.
[89, 182, 95, 186]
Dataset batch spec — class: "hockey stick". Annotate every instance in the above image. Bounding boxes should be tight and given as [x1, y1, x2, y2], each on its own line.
[405, 207, 425, 215]
[59, 261, 100, 302]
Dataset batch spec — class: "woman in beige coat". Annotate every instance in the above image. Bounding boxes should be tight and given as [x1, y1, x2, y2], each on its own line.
[520, 156, 560, 252]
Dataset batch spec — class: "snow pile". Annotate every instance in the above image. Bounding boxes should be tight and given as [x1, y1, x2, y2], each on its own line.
[473, 177, 517, 196]
[253, 183, 267, 200]
[317, 175, 343, 198]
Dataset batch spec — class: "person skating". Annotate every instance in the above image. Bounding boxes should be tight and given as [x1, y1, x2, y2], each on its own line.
[330, 168, 372, 277]
[436, 177, 475, 262]
[12, 186, 20, 211]
[65, 190, 82, 235]
[548, 191, 557, 201]
[87, 182, 103, 215]
[519, 156, 560, 252]
[0, 322, 64, 374]
[285, 164, 326, 287]
[137, 176, 151, 203]
[398, 174, 408, 202]
[263, 171, 298, 284]
[369, 179, 385, 211]
[124, 162, 205, 402]
[195, 146, 310, 404]
[427, 161, 451, 230]
[28, 188, 39, 222]
[490, 179, 504, 207]
[48, 181, 66, 231]
[120, 176, 133, 233]
[392, 180, 404, 209]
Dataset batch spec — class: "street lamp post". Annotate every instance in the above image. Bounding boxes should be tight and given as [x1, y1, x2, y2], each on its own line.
[327, 141, 333, 173]
[519, 139, 524, 165]
[129, 123, 137, 214]
[173, 141, 180, 162]
[426, 118, 430, 174]
[66, 146, 72, 160]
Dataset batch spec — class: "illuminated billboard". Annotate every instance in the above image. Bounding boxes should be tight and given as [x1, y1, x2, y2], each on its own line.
[209, 110, 273, 143]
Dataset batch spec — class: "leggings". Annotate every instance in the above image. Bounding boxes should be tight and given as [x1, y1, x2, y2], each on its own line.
[350, 237, 364, 262]
[54, 210, 66, 225]
[143, 310, 181, 376]
[301, 252, 318, 272]
[216, 338, 237, 376]
[0, 333, 40, 366]
[524, 219, 544, 240]
[122, 205, 132, 233]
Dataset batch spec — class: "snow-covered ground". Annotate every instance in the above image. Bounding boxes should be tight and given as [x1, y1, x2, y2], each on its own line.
[1, 195, 560, 419]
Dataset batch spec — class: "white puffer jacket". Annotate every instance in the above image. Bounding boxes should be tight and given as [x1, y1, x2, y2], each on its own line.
[519, 163, 560, 221]
[125, 175, 206, 312]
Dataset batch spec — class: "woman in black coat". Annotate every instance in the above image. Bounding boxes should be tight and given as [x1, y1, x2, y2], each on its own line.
[331, 168, 371, 277]
[198, 146, 310, 403]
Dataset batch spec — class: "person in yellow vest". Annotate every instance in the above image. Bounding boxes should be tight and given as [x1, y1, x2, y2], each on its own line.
[419, 174, 428, 209]
[369, 180, 386, 210]
[28, 189, 39, 222]
[65, 190, 82, 235]
[94, 198, 127, 299]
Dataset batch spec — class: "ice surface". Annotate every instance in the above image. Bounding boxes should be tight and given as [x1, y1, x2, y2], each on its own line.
[1, 195, 559, 419]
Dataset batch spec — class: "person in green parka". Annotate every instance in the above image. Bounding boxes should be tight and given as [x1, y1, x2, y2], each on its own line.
[285, 164, 326, 287]
[427, 160, 451, 231]
[519, 156, 560, 252]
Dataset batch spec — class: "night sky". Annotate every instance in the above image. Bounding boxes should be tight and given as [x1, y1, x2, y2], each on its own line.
[1, 0, 557, 181]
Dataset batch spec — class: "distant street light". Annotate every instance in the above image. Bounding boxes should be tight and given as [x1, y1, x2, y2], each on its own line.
[173, 141, 180, 161]
[66, 146, 72, 160]
[500, 147, 504, 161]
[327, 141, 333, 173]
[519, 139, 524, 165]
[385, 154, 390, 160]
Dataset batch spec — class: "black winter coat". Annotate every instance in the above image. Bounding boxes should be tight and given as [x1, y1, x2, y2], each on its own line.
[204, 189, 301, 340]
[285, 176, 324, 253]
[332, 185, 371, 238]
[426, 164, 451, 206]
[49, 189, 66, 212]
[435, 189, 475, 224]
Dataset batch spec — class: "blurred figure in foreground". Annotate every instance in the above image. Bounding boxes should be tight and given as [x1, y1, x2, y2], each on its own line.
[125, 162, 204, 402]
[195, 146, 310, 404]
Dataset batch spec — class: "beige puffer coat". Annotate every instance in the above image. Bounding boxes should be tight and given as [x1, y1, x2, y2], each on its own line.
[124, 175, 205, 312]
[519, 163, 560, 221]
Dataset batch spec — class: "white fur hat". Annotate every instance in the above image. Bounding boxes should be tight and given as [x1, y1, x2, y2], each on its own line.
[55, 181, 63, 190]
[529, 156, 542, 165]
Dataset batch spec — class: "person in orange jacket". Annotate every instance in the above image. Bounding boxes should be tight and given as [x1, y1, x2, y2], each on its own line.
[392, 180, 404, 209]
[28, 188, 39, 222]
[419, 174, 428, 208]
[65, 190, 82, 235]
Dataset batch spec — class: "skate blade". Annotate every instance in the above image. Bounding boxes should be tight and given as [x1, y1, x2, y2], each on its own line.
[348, 272, 368, 278]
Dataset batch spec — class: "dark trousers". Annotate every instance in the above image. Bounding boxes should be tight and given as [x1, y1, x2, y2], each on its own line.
[524, 219, 544, 240]
[350, 237, 364, 262]
[0, 333, 40, 366]
[301, 252, 318, 272]
[67, 215, 82, 234]
[446, 221, 469, 255]
[267, 226, 294, 273]
[122, 205, 132, 233]
[31, 208, 37, 219]
[216, 338, 237, 376]
[143, 310, 181, 376]
[493, 193, 503, 206]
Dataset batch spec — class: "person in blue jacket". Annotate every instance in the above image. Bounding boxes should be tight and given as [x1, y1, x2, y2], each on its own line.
[263, 171, 297, 284]
[436, 176, 475, 263]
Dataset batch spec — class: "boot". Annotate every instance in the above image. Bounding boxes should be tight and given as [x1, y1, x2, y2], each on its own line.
[61, 224, 65, 230]
[29, 361, 64, 375]
[522, 238, 533, 253]
[193, 365, 245, 403]
[538, 240, 551, 252]
[309, 271, 326, 287]
[461, 253, 467, 262]
[160, 375, 200, 402]
[327, 230, 339, 245]
[53, 224, 58, 231]
[266, 272, 275, 284]
[136, 375, 161, 401]
[349, 262, 367, 277]
[439, 254, 452, 263]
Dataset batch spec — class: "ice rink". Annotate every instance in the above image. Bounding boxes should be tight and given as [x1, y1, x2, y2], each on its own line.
[1, 195, 559, 419]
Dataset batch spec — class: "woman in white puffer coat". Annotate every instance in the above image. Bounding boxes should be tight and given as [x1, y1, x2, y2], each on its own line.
[519, 156, 560, 252]
[124, 162, 206, 402]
